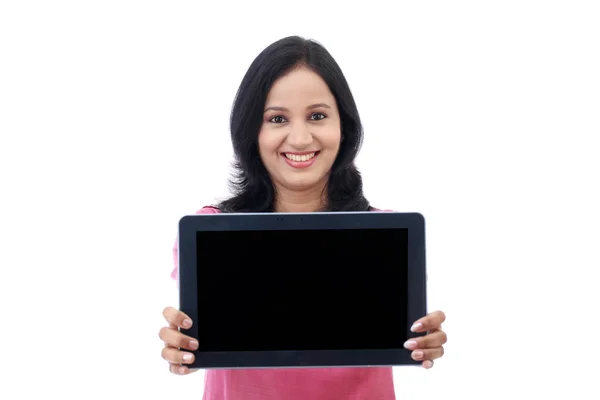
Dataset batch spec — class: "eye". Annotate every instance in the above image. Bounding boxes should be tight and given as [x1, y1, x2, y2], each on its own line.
[269, 116, 287, 124]
[310, 113, 327, 121]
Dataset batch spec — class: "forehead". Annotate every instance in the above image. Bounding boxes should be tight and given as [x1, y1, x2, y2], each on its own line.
[265, 66, 335, 106]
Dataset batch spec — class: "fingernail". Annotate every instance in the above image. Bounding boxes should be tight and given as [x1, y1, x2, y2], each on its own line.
[183, 353, 193, 362]
[182, 319, 192, 328]
[404, 340, 417, 350]
[411, 322, 423, 332]
[413, 351, 424, 359]
[189, 340, 198, 349]
[423, 360, 433, 369]
[178, 366, 186, 374]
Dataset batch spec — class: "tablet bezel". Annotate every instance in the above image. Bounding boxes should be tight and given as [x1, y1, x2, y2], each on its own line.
[178, 211, 427, 369]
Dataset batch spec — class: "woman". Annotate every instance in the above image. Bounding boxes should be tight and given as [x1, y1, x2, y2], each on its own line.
[159, 36, 447, 399]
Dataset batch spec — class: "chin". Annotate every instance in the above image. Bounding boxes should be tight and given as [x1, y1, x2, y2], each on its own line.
[281, 174, 326, 190]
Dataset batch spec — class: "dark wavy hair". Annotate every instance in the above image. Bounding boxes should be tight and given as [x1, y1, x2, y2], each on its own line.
[217, 36, 372, 213]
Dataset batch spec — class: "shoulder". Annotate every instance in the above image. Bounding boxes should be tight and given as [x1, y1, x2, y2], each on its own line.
[195, 206, 222, 214]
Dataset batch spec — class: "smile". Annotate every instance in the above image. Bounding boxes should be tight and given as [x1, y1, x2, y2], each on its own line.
[284, 152, 317, 162]
[281, 151, 320, 168]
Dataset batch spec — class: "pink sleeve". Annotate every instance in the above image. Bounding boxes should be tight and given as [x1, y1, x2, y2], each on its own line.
[171, 206, 220, 282]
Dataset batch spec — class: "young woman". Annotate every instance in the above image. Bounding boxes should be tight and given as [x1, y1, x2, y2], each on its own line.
[159, 36, 447, 400]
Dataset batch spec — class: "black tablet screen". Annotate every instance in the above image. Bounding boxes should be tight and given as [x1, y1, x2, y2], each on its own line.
[196, 228, 408, 352]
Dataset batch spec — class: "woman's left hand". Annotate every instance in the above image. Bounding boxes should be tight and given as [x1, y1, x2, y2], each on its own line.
[404, 310, 447, 369]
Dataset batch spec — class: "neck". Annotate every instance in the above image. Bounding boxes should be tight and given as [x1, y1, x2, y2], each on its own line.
[274, 183, 327, 213]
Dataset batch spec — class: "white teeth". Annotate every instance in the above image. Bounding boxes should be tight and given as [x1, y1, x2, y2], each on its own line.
[285, 152, 316, 162]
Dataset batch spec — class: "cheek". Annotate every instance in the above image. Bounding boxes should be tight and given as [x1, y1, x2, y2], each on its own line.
[320, 129, 342, 152]
[258, 130, 281, 161]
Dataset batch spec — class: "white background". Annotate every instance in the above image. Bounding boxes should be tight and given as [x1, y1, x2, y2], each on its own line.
[1, 1, 599, 399]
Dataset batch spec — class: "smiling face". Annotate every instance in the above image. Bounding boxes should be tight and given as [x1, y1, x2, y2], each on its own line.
[258, 66, 342, 196]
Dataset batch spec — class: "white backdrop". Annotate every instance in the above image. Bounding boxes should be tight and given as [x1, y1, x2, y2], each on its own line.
[1, 1, 599, 399]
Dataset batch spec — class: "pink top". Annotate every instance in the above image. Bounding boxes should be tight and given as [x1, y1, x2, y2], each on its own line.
[171, 206, 396, 400]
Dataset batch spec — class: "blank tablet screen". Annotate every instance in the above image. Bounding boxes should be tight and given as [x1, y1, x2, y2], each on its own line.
[196, 228, 408, 353]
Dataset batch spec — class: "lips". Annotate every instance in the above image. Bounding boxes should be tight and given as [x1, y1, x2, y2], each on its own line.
[281, 151, 320, 169]
[283, 152, 317, 162]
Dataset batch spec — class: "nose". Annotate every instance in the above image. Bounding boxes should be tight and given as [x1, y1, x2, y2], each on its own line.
[286, 121, 313, 149]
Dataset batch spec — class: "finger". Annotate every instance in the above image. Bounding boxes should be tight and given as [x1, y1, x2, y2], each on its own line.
[162, 346, 196, 364]
[422, 360, 434, 369]
[158, 326, 199, 351]
[411, 310, 446, 332]
[403, 330, 447, 350]
[163, 307, 193, 329]
[411, 346, 444, 362]
[169, 363, 193, 375]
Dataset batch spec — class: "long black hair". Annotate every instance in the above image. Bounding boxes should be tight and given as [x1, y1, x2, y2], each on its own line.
[217, 36, 372, 213]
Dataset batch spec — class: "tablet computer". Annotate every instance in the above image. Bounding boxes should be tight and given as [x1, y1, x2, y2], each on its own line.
[177, 211, 427, 369]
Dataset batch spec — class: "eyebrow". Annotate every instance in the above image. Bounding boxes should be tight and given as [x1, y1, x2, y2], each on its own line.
[264, 103, 332, 113]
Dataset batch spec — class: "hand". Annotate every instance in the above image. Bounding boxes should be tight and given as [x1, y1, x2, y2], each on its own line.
[404, 310, 447, 369]
[159, 306, 199, 375]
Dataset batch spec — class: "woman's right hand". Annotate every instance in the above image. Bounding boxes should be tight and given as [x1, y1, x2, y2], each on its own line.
[159, 306, 199, 375]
